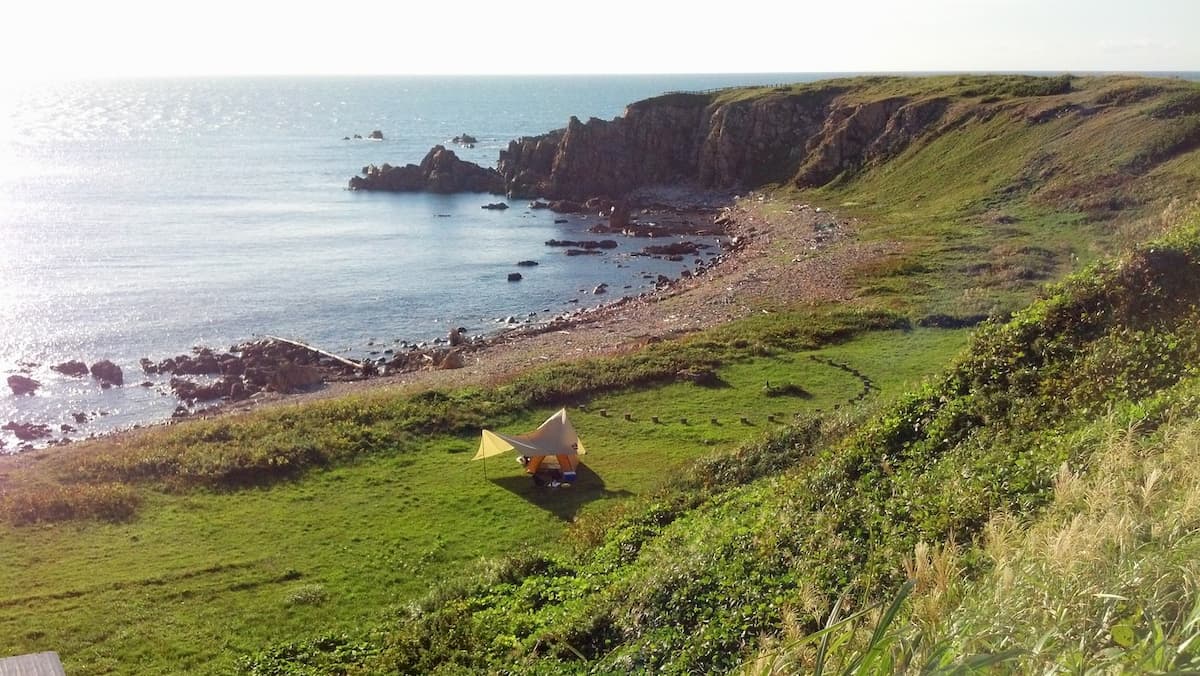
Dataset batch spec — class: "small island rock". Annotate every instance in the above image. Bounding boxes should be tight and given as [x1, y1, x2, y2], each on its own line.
[51, 360, 89, 377]
[90, 359, 124, 386]
[7, 375, 40, 396]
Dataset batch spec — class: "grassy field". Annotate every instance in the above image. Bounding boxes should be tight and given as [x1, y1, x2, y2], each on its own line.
[4, 74, 1200, 673]
[0, 329, 967, 674]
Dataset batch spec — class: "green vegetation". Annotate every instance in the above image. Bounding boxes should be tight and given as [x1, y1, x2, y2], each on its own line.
[238, 202, 1200, 675]
[4, 74, 1200, 673]
[0, 322, 961, 673]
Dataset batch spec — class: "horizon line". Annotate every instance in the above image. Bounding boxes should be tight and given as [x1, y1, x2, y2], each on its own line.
[4, 68, 1200, 84]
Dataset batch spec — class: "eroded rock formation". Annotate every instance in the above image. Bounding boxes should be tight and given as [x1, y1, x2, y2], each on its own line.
[348, 83, 969, 201]
[349, 145, 503, 193]
[496, 89, 953, 199]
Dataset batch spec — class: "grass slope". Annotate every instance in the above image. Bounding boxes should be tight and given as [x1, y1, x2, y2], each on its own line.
[0, 326, 962, 674]
[242, 203, 1200, 674]
[2, 74, 1199, 673]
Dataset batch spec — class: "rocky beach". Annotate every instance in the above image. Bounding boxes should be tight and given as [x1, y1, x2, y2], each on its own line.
[1, 76, 938, 452]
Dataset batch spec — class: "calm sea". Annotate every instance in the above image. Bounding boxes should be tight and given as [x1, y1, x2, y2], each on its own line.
[0, 73, 836, 444]
[4, 72, 1197, 445]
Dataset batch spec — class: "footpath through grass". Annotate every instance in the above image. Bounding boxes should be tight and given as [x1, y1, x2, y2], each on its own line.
[0, 327, 966, 674]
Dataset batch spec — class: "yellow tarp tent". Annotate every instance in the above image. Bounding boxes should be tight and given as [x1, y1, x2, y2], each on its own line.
[475, 408, 586, 480]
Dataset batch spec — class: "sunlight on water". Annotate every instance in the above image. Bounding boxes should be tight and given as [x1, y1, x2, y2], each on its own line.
[0, 74, 815, 448]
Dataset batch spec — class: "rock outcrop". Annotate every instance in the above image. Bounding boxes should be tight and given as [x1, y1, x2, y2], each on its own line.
[90, 360, 124, 386]
[349, 145, 503, 193]
[348, 79, 1102, 203]
[7, 375, 40, 396]
[2, 421, 51, 441]
[51, 360, 89, 377]
[494, 88, 952, 199]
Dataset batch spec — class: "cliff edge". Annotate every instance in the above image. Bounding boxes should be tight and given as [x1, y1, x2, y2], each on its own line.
[351, 74, 1200, 219]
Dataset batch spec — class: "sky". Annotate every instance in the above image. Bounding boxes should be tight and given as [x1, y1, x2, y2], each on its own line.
[0, 0, 1195, 80]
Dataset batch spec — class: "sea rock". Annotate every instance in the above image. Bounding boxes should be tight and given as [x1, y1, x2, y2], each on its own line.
[508, 272, 523, 281]
[72, 412, 89, 423]
[528, 201, 550, 209]
[544, 239, 618, 249]
[643, 241, 700, 257]
[268, 363, 324, 393]
[593, 283, 608, 295]
[348, 145, 504, 193]
[51, 360, 89, 377]
[481, 202, 510, 210]
[7, 375, 40, 396]
[2, 421, 52, 441]
[90, 359, 124, 386]
[368, 130, 384, 140]
[516, 260, 539, 267]
[170, 377, 233, 402]
[452, 133, 478, 145]
[565, 249, 602, 256]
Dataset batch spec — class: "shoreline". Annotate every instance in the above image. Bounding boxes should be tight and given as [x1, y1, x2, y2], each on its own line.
[1, 189, 882, 456]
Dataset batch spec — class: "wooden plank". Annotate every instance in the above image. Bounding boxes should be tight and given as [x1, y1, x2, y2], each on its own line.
[0, 652, 66, 676]
[259, 335, 365, 371]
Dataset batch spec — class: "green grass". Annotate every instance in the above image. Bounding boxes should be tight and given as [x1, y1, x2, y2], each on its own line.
[288, 205, 1200, 675]
[6, 73, 1200, 673]
[0, 329, 964, 674]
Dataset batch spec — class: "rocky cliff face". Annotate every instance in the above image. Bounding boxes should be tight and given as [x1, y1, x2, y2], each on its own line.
[494, 88, 953, 199]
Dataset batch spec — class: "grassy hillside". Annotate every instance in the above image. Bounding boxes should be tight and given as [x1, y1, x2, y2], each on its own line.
[2, 74, 1200, 674]
[243, 198, 1200, 675]
[0, 317, 957, 673]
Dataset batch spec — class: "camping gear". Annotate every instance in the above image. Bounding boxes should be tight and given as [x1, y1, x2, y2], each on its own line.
[475, 408, 586, 481]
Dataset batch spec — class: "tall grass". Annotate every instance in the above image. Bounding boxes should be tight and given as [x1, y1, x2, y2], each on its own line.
[940, 408, 1200, 672]
[743, 401, 1200, 673]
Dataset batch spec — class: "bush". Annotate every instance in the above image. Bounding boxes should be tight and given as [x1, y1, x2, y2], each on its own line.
[0, 482, 140, 525]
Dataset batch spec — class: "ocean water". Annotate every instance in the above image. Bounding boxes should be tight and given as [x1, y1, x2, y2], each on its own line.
[0, 74, 823, 445]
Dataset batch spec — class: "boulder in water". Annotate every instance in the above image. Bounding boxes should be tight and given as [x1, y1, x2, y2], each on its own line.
[7, 375, 40, 396]
[89, 360, 124, 386]
[52, 360, 89, 377]
[2, 421, 51, 441]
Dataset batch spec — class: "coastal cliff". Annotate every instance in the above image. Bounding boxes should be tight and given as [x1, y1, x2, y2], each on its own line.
[352, 74, 1200, 218]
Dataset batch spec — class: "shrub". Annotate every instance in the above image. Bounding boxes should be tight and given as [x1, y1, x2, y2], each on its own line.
[0, 482, 141, 525]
